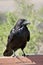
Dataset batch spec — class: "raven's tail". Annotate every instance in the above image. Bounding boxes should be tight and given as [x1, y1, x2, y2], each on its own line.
[3, 49, 13, 56]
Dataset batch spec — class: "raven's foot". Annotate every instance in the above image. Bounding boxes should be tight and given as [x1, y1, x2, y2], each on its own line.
[22, 53, 26, 56]
[12, 53, 18, 57]
[12, 51, 16, 57]
[12, 54, 16, 57]
[12, 55, 19, 59]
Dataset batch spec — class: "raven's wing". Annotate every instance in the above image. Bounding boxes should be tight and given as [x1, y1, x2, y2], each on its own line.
[7, 27, 24, 43]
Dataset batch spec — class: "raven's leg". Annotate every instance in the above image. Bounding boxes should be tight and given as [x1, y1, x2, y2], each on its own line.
[21, 43, 26, 56]
[13, 49, 18, 57]
[22, 49, 25, 56]
[21, 48, 26, 56]
[12, 51, 16, 57]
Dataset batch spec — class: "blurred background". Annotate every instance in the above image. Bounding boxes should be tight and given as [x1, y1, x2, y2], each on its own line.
[0, 0, 43, 56]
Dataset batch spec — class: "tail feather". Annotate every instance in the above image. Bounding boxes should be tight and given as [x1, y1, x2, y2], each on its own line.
[3, 49, 13, 56]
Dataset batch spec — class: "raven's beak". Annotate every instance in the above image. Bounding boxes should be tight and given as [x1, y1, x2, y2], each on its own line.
[22, 21, 30, 25]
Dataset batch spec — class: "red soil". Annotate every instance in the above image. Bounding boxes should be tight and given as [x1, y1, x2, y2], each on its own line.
[0, 55, 43, 65]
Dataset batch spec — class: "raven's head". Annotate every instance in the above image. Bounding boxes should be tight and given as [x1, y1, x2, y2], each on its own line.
[16, 19, 30, 27]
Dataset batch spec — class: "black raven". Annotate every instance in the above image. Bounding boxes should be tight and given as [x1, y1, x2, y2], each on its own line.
[3, 19, 30, 56]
